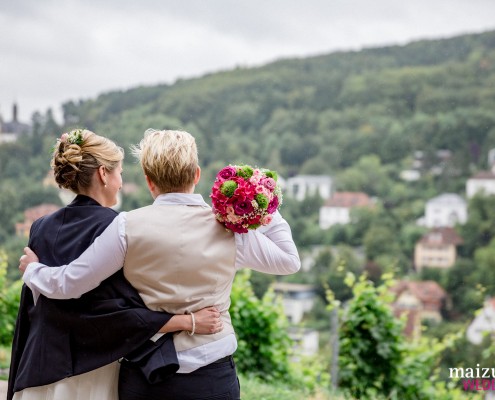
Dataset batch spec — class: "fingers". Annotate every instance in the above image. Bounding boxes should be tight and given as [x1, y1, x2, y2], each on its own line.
[205, 306, 221, 317]
[18, 247, 39, 275]
[19, 255, 28, 274]
[24, 247, 36, 257]
[193, 309, 224, 334]
[209, 320, 224, 334]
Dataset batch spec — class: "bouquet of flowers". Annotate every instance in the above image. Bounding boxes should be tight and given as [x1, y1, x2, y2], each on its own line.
[210, 164, 283, 233]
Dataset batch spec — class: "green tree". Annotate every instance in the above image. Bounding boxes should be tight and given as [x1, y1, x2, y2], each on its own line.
[230, 269, 292, 382]
[0, 251, 22, 345]
[336, 274, 478, 399]
[460, 194, 495, 257]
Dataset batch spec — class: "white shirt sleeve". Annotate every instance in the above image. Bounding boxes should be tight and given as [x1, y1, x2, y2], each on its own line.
[234, 211, 301, 274]
[23, 213, 128, 303]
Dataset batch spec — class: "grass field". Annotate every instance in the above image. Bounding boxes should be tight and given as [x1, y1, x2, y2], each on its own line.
[0, 347, 342, 397]
[238, 374, 342, 400]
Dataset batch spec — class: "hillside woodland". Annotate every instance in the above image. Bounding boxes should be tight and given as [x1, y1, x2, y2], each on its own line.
[1, 29, 495, 397]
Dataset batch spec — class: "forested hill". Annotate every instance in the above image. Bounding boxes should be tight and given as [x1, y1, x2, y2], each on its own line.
[0, 28, 495, 284]
[60, 29, 495, 184]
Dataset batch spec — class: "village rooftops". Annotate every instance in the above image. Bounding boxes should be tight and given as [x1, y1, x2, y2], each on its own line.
[391, 280, 447, 309]
[418, 227, 463, 247]
[469, 171, 495, 180]
[323, 192, 372, 208]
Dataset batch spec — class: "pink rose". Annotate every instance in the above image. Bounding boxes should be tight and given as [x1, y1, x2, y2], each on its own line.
[249, 169, 262, 185]
[217, 166, 237, 181]
[255, 185, 265, 194]
[262, 214, 273, 225]
[261, 177, 276, 191]
[234, 199, 254, 215]
[267, 196, 279, 214]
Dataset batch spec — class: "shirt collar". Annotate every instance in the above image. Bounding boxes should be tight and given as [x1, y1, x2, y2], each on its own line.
[153, 193, 209, 207]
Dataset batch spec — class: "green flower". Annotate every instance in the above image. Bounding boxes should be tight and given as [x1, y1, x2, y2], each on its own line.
[220, 180, 238, 197]
[237, 165, 254, 179]
[264, 170, 278, 181]
[255, 193, 269, 209]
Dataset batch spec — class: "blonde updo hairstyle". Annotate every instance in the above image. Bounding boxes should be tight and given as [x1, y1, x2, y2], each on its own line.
[52, 129, 124, 193]
[131, 129, 198, 193]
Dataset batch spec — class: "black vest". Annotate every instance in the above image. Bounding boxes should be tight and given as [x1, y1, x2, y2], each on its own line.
[8, 195, 177, 399]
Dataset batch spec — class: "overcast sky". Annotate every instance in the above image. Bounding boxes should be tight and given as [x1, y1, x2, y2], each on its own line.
[1, 0, 495, 122]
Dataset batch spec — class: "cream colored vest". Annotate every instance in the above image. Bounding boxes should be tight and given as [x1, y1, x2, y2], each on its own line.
[123, 204, 236, 352]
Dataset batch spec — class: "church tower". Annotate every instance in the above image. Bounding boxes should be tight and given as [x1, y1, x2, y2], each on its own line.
[13, 102, 18, 123]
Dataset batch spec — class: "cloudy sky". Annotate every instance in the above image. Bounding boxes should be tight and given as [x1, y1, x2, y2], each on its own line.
[1, 0, 495, 122]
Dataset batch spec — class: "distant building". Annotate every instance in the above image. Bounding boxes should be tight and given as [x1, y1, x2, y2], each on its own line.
[488, 148, 495, 168]
[466, 170, 495, 198]
[272, 282, 316, 324]
[422, 193, 467, 228]
[16, 204, 60, 237]
[319, 192, 372, 229]
[414, 227, 463, 271]
[0, 103, 30, 143]
[467, 298, 495, 345]
[391, 280, 448, 338]
[289, 327, 319, 357]
[399, 169, 421, 182]
[285, 175, 332, 201]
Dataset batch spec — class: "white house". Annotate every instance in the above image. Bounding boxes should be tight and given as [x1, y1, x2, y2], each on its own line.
[466, 171, 495, 198]
[289, 328, 319, 357]
[285, 175, 332, 201]
[272, 282, 316, 324]
[400, 169, 421, 182]
[423, 193, 467, 228]
[319, 192, 372, 229]
[467, 298, 495, 345]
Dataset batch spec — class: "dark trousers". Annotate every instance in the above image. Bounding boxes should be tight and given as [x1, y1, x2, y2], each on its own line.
[119, 356, 241, 400]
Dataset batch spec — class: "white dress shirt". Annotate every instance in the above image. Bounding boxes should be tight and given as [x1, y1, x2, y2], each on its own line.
[23, 193, 301, 372]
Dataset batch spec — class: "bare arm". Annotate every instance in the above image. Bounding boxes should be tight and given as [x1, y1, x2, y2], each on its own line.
[20, 248, 223, 335]
[160, 307, 223, 334]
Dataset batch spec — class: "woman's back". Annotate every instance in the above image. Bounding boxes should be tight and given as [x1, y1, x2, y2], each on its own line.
[8, 195, 171, 399]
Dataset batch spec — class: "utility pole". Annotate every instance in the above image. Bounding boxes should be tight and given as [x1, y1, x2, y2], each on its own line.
[330, 307, 339, 390]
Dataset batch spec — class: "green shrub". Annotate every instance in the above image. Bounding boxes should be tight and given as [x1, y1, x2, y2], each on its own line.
[239, 373, 338, 400]
[0, 251, 22, 346]
[230, 269, 292, 381]
[335, 273, 481, 400]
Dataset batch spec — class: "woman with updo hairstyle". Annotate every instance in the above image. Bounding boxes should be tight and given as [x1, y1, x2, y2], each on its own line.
[8, 129, 222, 400]
[52, 129, 124, 206]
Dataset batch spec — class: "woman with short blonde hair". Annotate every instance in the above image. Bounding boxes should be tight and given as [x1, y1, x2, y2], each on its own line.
[132, 129, 199, 193]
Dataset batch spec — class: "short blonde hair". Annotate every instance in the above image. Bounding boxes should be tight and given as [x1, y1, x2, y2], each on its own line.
[132, 129, 198, 193]
[52, 129, 124, 193]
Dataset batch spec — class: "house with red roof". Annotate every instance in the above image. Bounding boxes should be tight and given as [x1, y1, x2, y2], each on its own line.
[390, 280, 448, 338]
[319, 192, 372, 229]
[414, 227, 463, 272]
[15, 203, 60, 237]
